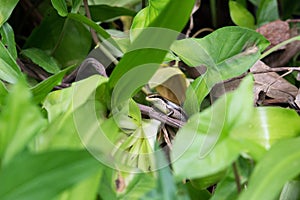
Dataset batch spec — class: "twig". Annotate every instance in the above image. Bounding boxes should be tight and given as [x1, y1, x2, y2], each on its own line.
[224, 66, 300, 84]
[83, 0, 100, 45]
[232, 162, 241, 193]
[137, 103, 185, 128]
[191, 27, 214, 38]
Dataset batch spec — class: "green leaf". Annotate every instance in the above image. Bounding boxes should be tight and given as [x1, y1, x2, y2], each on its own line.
[171, 76, 254, 181]
[256, 0, 279, 26]
[172, 27, 269, 114]
[171, 26, 269, 84]
[0, 81, 8, 109]
[89, 5, 136, 22]
[21, 48, 61, 74]
[0, 58, 19, 83]
[71, 0, 83, 13]
[51, 0, 68, 17]
[24, 10, 92, 67]
[0, 150, 102, 200]
[238, 137, 300, 200]
[109, 0, 194, 88]
[0, 0, 19, 27]
[231, 107, 300, 150]
[0, 41, 21, 77]
[183, 72, 209, 116]
[68, 13, 111, 40]
[0, 81, 46, 164]
[119, 173, 156, 199]
[0, 23, 17, 59]
[131, 1, 169, 32]
[229, 1, 255, 29]
[56, 170, 102, 200]
[30, 65, 76, 103]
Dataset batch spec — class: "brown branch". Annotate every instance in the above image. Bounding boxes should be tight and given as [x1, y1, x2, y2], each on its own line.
[224, 66, 300, 84]
[137, 104, 185, 128]
[83, 0, 100, 45]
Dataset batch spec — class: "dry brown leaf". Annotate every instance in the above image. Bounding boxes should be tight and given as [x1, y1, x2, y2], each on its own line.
[250, 61, 298, 103]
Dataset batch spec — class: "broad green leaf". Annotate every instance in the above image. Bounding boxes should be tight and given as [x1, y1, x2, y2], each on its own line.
[24, 9, 91, 67]
[54, 164, 102, 200]
[89, 5, 136, 22]
[131, 1, 169, 32]
[171, 76, 254, 181]
[172, 27, 269, 114]
[171, 26, 269, 84]
[52, 0, 68, 17]
[21, 48, 61, 74]
[0, 81, 46, 164]
[42, 75, 107, 122]
[0, 41, 21, 76]
[0, 150, 102, 200]
[0, 58, 19, 83]
[231, 107, 300, 150]
[30, 65, 76, 103]
[0, 0, 19, 27]
[238, 137, 300, 200]
[229, 1, 255, 29]
[256, 0, 279, 26]
[0, 23, 17, 59]
[109, 0, 194, 88]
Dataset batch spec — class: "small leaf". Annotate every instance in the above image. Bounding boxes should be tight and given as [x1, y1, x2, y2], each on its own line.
[71, 0, 83, 13]
[238, 137, 300, 200]
[21, 48, 61, 74]
[256, 0, 279, 26]
[30, 65, 76, 103]
[229, 1, 255, 29]
[0, 58, 19, 83]
[0, 41, 21, 76]
[0, 23, 17, 59]
[51, 0, 68, 17]
[0, 0, 19, 27]
[0, 150, 102, 200]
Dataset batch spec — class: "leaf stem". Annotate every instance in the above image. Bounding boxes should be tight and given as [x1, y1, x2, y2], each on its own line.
[232, 162, 242, 193]
[83, 0, 100, 45]
[260, 35, 300, 59]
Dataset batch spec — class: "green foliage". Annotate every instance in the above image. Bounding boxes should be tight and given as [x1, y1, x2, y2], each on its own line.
[229, 1, 255, 29]
[0, 0, 19, 27]
[0, 0, 300, 199]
